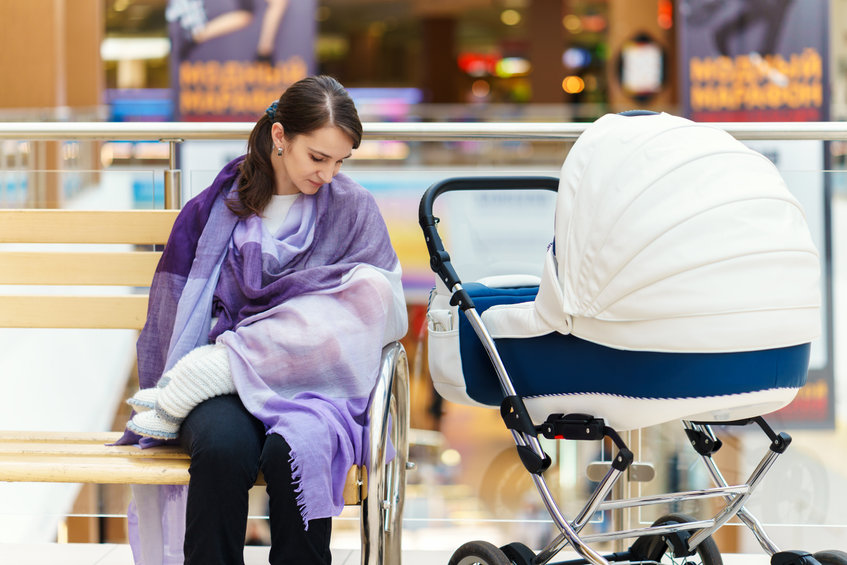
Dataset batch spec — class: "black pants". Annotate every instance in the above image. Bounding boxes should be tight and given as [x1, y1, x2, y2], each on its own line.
[179, 395, 332, 565]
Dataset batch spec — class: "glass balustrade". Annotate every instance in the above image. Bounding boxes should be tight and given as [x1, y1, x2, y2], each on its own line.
[0, 128, 844, 558]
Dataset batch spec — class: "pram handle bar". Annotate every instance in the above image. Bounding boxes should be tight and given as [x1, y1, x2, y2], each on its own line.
[419, 176, 562, 479]
[418, 176, 559, 307]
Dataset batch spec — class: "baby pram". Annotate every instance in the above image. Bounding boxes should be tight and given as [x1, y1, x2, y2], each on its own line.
[419, 112, 842, 565]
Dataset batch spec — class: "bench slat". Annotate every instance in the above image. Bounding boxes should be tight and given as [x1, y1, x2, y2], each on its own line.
[0, 441, 189, 459]
[0, 251, 161, 286]
[0, 432, 365, 502]
[0, 295, 148, 329]
[0, 210, 177, 244]
[0, 431, 124, 443]
[0, 455, 191, 485]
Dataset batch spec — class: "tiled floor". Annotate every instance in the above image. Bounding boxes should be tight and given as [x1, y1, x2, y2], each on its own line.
[0, 543, 773, 564]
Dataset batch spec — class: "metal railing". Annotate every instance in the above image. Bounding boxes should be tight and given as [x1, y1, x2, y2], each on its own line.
[0, 120, 844, 208]
[2, 120, 847, 141]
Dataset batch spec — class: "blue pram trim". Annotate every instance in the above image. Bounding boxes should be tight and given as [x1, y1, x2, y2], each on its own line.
[458, 283, 810, 407]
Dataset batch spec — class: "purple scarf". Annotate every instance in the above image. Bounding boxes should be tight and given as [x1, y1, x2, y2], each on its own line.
[124, 156, 407, 562]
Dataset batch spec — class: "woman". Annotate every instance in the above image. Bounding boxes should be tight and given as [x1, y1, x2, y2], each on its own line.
[122, 75, 407, 565]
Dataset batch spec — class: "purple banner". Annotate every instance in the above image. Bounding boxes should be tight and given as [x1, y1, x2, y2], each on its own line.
[677, 0, 829, 122]
[168, 0, 316, 121]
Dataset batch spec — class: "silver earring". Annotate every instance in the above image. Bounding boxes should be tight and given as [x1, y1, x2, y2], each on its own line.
[277, 146, 283, 156]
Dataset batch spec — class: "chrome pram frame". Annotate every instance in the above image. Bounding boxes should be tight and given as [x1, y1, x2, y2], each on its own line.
[419, 176, 834, 565]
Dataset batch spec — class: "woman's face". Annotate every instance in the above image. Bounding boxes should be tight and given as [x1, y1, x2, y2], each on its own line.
[271, 124, 354, 196]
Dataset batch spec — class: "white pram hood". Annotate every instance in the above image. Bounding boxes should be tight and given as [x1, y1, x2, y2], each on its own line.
[482, 112, 821, 353]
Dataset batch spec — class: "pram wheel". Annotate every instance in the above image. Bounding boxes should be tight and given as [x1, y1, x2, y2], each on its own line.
[629, 513, 723, 565]
[813, 550, 847, 564]
[500, 541, 536, 565]
[448, 540, 512, 565]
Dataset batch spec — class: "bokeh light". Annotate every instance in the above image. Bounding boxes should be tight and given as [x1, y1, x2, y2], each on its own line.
[500, 9, 522, 26]
[562, 47, 591, 69]
[495, 57, 531, 77]
[440, 449, 462, 467]
[471, 79, 491, 98]
[562, 75, 586, 94]
[562, 14, 582, 33]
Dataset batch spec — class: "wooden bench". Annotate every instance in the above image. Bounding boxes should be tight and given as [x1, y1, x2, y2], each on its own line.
[0, 208, 409, 565]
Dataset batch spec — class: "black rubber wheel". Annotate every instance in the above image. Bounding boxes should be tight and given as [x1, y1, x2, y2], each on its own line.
[814, 550, 847, 565]
[629, 513, 723, 565]
[448, 540, 512, 565]
[500, 541, 536, 565]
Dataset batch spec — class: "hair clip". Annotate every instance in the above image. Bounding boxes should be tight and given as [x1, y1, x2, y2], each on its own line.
[265, 101, 279, 122]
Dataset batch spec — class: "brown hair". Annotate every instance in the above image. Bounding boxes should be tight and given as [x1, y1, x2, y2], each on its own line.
[228, 75, 363, 217]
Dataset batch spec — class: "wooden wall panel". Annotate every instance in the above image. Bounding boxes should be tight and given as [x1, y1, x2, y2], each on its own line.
[0, 0, 64, 109]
